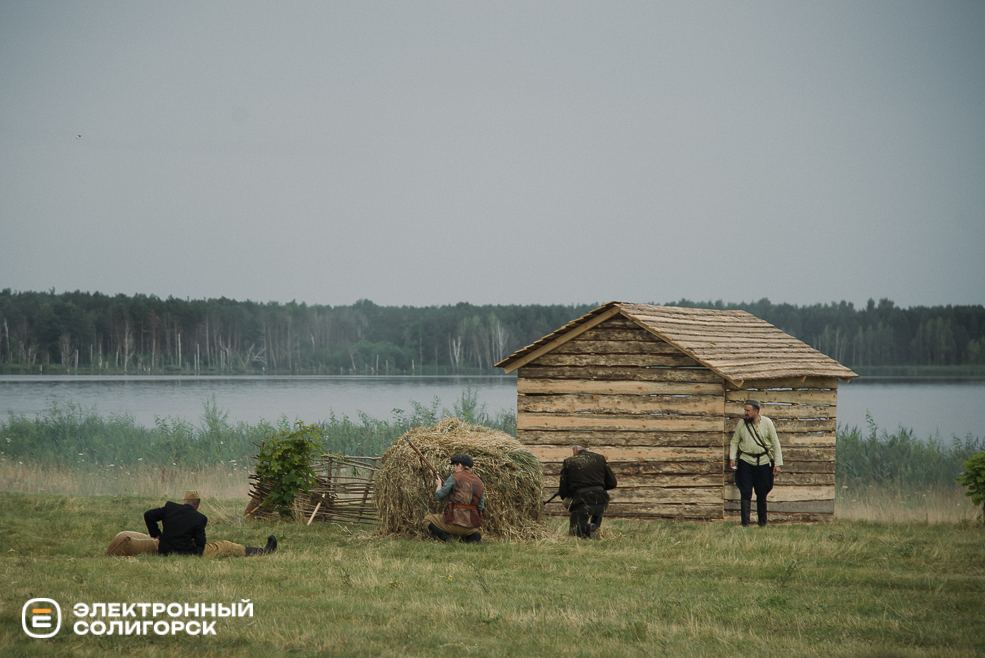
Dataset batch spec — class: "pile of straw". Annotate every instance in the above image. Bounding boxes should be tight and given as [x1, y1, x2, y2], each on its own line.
[374, 418, 548, 540]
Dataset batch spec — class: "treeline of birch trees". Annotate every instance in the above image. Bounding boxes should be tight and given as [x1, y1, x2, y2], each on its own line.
[0, 290, 594, 375]
[1, 289, 983, 375]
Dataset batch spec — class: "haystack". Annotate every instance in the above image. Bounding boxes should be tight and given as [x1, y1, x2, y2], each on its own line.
[375, 418, 548, 540]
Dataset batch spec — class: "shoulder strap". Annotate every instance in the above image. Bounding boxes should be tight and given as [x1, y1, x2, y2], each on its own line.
[745, 419, 773, 459]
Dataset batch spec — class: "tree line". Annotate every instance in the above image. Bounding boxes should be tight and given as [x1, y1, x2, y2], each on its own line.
[1, 289, 983, 375]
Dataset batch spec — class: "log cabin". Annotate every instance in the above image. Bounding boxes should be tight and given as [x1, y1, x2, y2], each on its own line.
[495, 302, 857, 522]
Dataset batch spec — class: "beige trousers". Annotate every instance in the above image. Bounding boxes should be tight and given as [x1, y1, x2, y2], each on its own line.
[106, 532, 246, 558]
[423, 513, 480, 537]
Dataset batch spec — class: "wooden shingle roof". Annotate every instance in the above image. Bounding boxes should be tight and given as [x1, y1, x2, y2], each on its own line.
[495, 302, 858, 386]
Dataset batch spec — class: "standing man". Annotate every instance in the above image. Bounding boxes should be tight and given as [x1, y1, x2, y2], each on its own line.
[557, 445, 617, 539]
[424, 454, 485, 544]
[142, 490, 277, 557]
[729, 400, 783, 527]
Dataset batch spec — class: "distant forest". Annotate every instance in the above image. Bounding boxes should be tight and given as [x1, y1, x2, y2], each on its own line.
[1, 289, 984, 375]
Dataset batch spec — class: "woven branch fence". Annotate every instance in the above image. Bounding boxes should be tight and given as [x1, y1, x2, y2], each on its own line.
[245, 453, 381, 525]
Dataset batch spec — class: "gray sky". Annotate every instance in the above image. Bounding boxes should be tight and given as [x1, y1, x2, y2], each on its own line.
[2, 1, 983, 309]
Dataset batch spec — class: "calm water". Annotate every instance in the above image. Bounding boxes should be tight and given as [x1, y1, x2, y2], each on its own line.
[1, 375, 982, 440]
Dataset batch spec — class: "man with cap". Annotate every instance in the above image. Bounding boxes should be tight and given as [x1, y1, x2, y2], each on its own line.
[557, 445, 617, 539]
[423, 454, 485, 544]
[141, 490, 277, 557]
[729, 400, 783, 527]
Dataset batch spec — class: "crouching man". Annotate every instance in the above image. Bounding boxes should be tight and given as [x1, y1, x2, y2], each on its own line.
[423, 454, 485, 544]
[106, 490, 276, 557]
[558, 445, 617, 539]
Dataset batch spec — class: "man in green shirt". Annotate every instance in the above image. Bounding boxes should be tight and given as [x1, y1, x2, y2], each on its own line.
[729, 400, 782, 527]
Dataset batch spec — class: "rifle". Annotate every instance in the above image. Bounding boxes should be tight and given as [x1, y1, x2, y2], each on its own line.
[543, 491, 561, 505]
[404, 437, 443, 484]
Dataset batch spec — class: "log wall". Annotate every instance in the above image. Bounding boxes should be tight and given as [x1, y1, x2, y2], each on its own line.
[724, 377, 838, 522]
[517, 316, 726, 520]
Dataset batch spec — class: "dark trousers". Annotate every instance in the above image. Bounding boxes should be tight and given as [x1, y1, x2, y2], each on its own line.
[568, 503, 606, 537]
[735, 460, 774, 501]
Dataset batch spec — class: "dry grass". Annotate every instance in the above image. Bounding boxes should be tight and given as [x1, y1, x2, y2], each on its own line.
[374, 418, 548, 540]
[836, 482, 981, 523]
[4, 458, 979, 527]
[0, 460, 252, 500]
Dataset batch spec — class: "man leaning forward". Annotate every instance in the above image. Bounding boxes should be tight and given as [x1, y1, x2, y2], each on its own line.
[424, 454, 485, 544]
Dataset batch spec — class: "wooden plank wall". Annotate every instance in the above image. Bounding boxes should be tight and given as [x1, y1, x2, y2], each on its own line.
[724, 377, 837, 522]
[516, 316, 726, 520]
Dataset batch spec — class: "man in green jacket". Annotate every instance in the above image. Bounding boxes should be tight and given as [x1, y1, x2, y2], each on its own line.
[729, 400, 783, 527]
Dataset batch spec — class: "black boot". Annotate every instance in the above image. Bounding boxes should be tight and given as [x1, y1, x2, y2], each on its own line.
[245, 535, 277, 556]
[757, 500, 768, 527]
[740, 499, 751, 527]
[588, 523, 598, 540]
[428, 522, 455, 543]
[462, 532, 481, 544]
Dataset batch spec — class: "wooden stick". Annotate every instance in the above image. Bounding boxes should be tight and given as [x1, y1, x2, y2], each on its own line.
[307, 494, 326, 526]
[404, 437, 443, 484]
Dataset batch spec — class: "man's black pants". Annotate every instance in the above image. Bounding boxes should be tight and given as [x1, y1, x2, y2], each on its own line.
[735, 460, 774, 501]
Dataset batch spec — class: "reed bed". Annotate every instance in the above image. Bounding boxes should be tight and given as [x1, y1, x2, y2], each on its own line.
[836, 414, 983, 487]
[0, 385, 517, 469]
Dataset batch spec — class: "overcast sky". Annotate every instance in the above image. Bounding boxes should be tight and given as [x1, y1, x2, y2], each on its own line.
[2, 2, 983, 309]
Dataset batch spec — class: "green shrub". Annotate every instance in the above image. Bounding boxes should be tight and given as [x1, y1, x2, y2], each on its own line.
[956, 451, 985, 522]
[254, 422, 323, 518]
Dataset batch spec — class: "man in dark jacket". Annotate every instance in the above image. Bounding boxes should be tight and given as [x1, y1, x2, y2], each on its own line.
[143, 491, 276, 557]
[557, 446, 617, 539]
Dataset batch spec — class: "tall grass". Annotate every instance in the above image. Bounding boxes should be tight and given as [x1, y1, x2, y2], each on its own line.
[836, 413, 983, 487]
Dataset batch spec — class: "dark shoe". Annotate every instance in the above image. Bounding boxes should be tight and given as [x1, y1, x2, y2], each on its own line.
[588, 523, 599, 540]
[740, 500, 751, 527]
[428, 522, 456, 543]
[757, 500, 768, 527]
[245, 535, 277, 556]
[463, 532, 481, 544]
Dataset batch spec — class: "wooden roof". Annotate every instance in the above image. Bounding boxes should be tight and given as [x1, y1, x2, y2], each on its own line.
[495, 302, 858, 386]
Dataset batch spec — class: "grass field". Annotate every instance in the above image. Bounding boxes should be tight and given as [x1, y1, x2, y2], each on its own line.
[1, 489, 983, 658]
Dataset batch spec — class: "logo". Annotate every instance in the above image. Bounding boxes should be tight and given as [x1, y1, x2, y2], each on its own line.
[22, 598, 62, 638]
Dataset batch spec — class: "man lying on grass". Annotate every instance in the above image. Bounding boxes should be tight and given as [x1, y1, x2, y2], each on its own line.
[105, 490, 277, 558]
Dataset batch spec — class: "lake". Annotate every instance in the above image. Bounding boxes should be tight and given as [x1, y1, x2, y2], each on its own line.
[1, 375, 983, 440]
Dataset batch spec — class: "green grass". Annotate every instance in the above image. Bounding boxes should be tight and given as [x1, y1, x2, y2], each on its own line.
[1, 493, 983, 657]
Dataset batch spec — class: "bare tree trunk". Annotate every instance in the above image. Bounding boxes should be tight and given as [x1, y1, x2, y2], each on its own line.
[122, 320, 135, 374]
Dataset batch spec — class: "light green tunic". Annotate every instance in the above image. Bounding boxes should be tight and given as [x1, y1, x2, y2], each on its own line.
[729, 416, 783, 467]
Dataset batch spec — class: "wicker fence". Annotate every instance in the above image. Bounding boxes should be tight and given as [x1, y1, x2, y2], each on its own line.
[246, 453, 381, 525]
